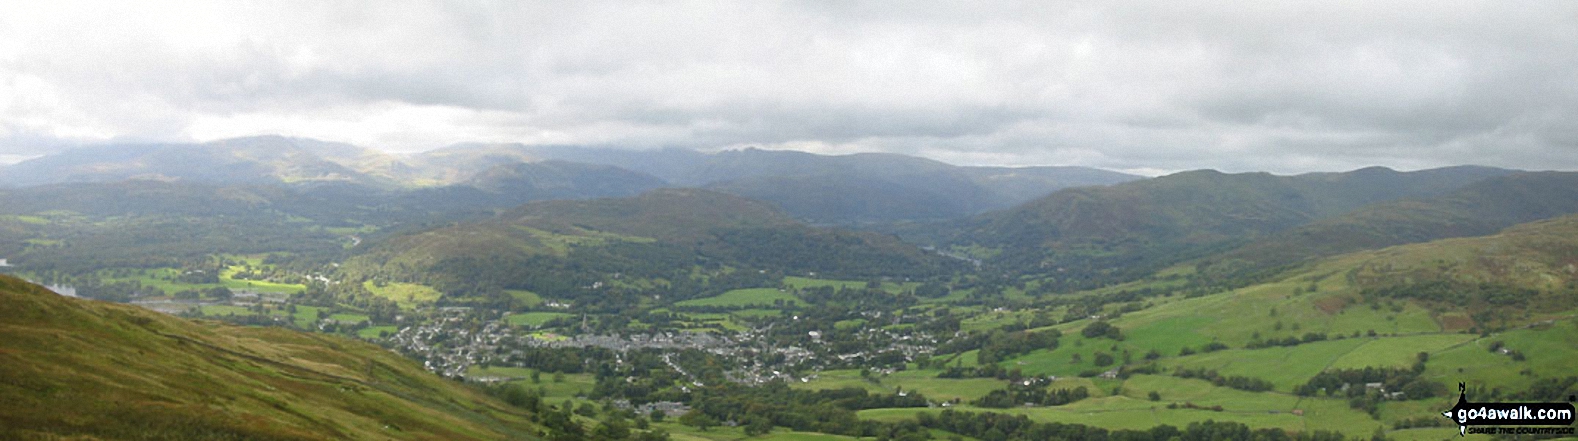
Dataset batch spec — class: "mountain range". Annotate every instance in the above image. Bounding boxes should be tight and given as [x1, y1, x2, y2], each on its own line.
[0, 136, 1138, 224]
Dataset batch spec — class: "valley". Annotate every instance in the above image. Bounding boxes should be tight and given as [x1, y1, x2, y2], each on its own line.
[2, 140, 1575, 440]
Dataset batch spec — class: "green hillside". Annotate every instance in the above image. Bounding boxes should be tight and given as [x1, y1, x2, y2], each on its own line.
[0, 275, 544, 440]
[951, 166, 1516, 289]
[891, 214, 1578, 438]
[1204, 171, 1578, 280]
[344, 188, 958, 301]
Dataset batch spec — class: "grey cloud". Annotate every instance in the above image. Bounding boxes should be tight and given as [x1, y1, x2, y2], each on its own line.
[1, 1, 1576, 173]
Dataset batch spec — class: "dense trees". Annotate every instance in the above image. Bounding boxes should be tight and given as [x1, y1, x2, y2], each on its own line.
[1173, 368, 1275, 392]
[973, 385, 1089, 408]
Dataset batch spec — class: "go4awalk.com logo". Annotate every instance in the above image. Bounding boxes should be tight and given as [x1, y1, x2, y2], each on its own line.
[1443, 383, 1575, 436]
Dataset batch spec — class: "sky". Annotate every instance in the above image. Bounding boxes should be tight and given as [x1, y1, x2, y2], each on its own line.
[2, 1, 1575, 176]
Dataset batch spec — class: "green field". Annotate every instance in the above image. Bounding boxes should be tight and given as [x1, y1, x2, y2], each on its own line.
[1160, 339, 1367, 392]
[95, 266, 300, 297]
[504, 312, 573, 327]
[1422, 318, 1578, 394]
[783, 276, 918, 294]
[357, 325, 397, 339]
[218, 265, 307, 293]
[198, 304, 255, 317]
[729, 308, 781, 319]
[362, 280, 443, 308]
[793, 368, 1014, 403]
[291, 305, 324, 329]
[1325, 333, 1474, 369]
[675, 288, 802, 308]
[505, 289, 543, 307]
[656, 421, 866, 441]
[671, 312, 747, 332]
[329, 313, 369, 324]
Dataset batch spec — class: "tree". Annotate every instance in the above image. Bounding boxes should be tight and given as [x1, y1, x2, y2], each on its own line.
[1081, 321, 1120, 340]
[679, 411, 718, 431]
[635, 428, 671, 441]
[595, 415, 631, 440]
[1093, 352, 1114, 367]
[744, 417, 773, 436]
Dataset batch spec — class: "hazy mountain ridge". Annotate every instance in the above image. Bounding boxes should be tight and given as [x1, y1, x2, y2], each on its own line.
[1202, 171, 1578, 278]
[0, 136, 406, 188]
[949, 165, 1520, 287]
[510, 146, 1141, 222]
[1, 137, 1139, 224]
[344, 188, 958, 299]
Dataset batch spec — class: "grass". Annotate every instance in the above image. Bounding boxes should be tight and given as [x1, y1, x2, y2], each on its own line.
[675, 288, 802, 308]
[505, 289, 543, 307]
[1422, 318, 1578, 395]
[356, 325, 397, 339]
[329, 313, 369, 324]
[0, 275, 544, 440]
[504, 312, 573, 327]
[291, 305, 324, 329]
[655, 422, 863, 441]
[94, 266, 306, 297]
[198, 304, 256, 317]
[1324, 333, 1474, 370]
[218, 265, 307, 293]
[794, 369, 1002, 403]
[729, 308, 781, 319]
[496, 369, 595, 401]
[362, 280, 442, 308]
[857, 382, 1383, 438]
[1157, 338, 1365, 392]
[783, 276, 918, 294]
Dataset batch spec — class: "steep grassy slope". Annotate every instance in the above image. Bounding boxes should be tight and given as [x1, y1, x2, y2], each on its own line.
[904, 216, 1578, 438]
[1074, 213, 1578, 357]
[0, 275, 543, 440]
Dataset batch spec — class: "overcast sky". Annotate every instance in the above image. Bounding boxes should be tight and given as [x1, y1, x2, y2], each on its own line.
[2, 1, 1575, 175]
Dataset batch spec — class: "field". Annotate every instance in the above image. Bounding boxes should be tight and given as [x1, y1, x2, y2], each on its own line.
[657, 423, 865, 441]
[291, 305, 324, 328]
[783, 276, 918, 294]
[329, 313, 369, 324]
[675, 288, 802, 308]
[98, 265, 306, 297]
[1159, 339, 1368, 391]
[357, 325, 397, 339]
[362, 281, 443, 308]
[792, 368, 1015, 403]
[505, 289, 543, 307]
[854, 374, 1385, 438]
[504, 312, 573, 327]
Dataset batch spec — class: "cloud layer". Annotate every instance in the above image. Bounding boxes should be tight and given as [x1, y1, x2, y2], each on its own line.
[2, 1, 1575, 174]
